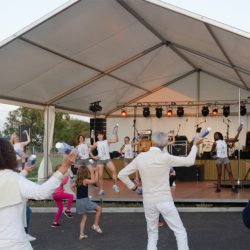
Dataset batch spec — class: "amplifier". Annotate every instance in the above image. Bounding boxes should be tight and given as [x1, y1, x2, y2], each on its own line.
[169, 141, 187, 156]
[138, 130, 152, 140]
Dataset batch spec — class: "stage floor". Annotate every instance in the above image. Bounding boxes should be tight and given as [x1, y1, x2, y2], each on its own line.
[89, 180, 250, 203]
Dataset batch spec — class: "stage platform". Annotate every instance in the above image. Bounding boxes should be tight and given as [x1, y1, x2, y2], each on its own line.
[89, 180, 250, 205]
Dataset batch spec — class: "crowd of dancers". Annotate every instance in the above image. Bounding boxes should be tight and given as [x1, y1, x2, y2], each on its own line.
[0, 122, 245, 250]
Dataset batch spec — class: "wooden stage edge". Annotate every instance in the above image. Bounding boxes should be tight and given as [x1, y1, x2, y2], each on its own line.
[102, 159, 250, 181]
[89, 180, 250, 204]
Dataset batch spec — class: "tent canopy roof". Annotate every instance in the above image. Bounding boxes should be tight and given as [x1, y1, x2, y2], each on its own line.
[1, 0, 250, 116]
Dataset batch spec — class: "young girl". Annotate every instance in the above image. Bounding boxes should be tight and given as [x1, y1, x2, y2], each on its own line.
[75, 166, 102, 240]
[51, 166, 74, 228]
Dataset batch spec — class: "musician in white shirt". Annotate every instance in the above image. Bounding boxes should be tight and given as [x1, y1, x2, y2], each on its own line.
[118, 131, 202, 250]
[92, 130, 119, 195]
[210, 131, 238, 193]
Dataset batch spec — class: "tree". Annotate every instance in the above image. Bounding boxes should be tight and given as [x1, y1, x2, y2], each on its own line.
[3, 107, 90, 146]
[3, 107, 43, 144]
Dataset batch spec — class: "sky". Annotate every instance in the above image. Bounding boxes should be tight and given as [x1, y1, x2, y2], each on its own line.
[0, 0, 250, 130]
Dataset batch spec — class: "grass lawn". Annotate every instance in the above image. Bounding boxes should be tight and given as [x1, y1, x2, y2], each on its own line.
[27, 154, 63, 181]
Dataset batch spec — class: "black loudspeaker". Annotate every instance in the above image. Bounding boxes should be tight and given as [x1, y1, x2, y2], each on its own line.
[246, 132, 250, 152]
[90, 118, 106, 137]
[19, 125, 30, 142]
[172, 144, 186, 156]
[202, 151, 211, 159]
[175, 165, 204, 181]
[175, 135, 188, 142]
[171, 143, 187, 156]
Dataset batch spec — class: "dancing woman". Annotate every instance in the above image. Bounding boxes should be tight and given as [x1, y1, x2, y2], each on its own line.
[120, 136, 139, 184]
[210, 130, 241, 193]
[91, 129, 119, 195]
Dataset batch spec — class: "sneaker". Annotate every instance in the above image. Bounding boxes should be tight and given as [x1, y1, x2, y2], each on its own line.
[51, 222, 61, 228]
[26, 234, 36, 242]
[64, 210, 72, 218]
[99, 189, 105, 196]
[172, 181, 176, 187]
[79, 234, 88, 240]
[92, 224, 103, 233]
[112, 184, 120, 193]
[232, 186, 238, 193]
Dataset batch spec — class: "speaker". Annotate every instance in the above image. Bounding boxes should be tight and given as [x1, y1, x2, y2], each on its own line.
[175, 165, 204, 181]
[90, 118, 106, 137]
[175, 135, 188, 142]
[171, 142, 187, 156]
[19, 125, 30, 142]
[246, 132, 250, 151]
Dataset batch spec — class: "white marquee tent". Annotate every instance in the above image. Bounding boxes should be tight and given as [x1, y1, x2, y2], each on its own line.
[1, 0, 250, 179]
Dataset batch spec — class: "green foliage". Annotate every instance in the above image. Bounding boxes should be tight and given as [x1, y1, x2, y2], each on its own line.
[4, 107, 43, 144]
[3, 107, 89, 146]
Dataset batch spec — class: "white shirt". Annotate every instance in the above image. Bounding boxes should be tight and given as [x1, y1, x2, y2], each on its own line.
[0, 170, 63, 250]
[124, 144, 134, 159]
[216, 140, 228, 158]
[97, 140, 110, 160]
[77, 143, 90, 159]
[118, 146, 197, 204]
[13, 143, 24, 161]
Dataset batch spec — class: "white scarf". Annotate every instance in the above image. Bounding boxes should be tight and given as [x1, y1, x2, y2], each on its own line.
[0, 169, 22, 209]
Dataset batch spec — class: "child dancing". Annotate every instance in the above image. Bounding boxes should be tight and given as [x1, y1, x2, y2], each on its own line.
[74, 166, 102, 240]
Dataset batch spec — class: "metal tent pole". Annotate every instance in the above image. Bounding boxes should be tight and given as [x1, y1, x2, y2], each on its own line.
[237, 88, 241, 186]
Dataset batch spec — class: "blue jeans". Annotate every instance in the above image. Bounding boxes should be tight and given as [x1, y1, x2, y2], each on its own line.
[25, 206, 32, 233]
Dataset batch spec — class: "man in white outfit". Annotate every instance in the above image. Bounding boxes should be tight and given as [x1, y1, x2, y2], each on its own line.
[118, 131, 202, 250]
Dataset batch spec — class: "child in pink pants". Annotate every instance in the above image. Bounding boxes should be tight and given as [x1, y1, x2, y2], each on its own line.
[51, 175, 74, 228]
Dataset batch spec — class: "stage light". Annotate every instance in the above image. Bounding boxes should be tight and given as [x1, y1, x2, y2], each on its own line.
[155, 107, 163, 118]
[143, 107, 150, 117]
[201, 106, 209, 117]
[212, 108, 218, 116]
[89, 101, 102, 113]
[241, 105, 247, 116]
[223, 106, 230, 117]
[121, 110, 127, 117]
[166, 109, 173, 117]
[177, 106, 184, 117]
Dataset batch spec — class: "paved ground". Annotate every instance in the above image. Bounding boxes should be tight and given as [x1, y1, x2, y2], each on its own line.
[29, 211, 250, 250]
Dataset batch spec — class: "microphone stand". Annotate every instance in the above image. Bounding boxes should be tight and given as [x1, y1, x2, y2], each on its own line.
[195, 120, 206, 128]
[132, 107, 137, 153]
[176, 124, 181, 137]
